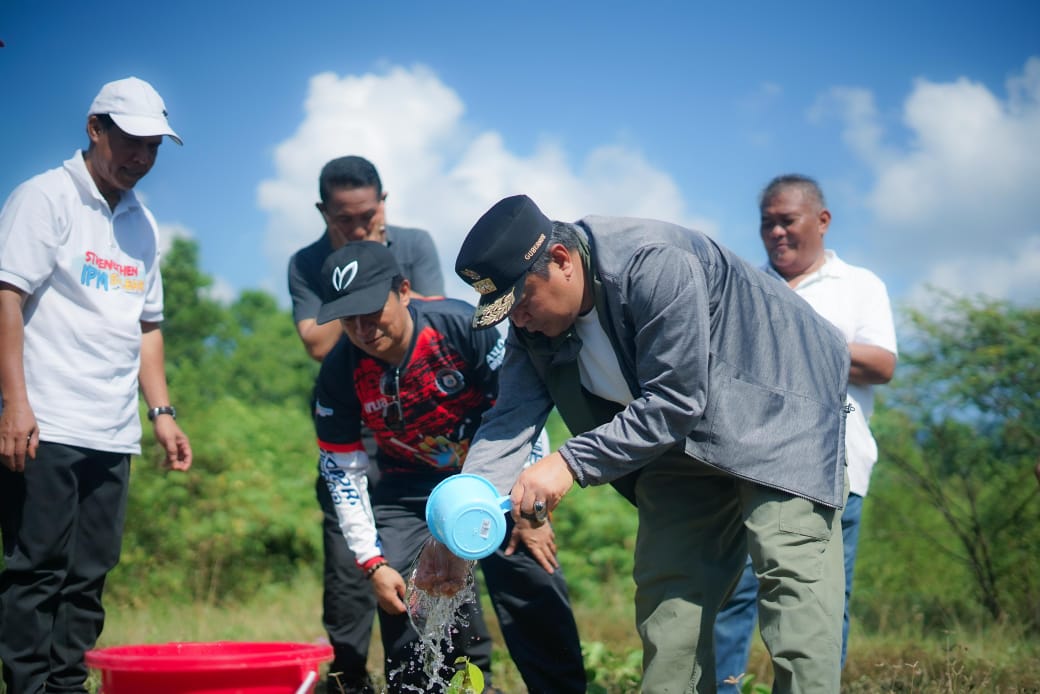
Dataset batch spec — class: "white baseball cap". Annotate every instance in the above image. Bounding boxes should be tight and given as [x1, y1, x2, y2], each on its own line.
[88, 76, 182, 145]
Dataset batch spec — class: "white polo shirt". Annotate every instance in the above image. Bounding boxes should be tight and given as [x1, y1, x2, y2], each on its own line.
[0, 151, 164, 454]
[766, 250, 898, 496]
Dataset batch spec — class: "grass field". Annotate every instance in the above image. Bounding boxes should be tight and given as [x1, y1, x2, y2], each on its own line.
[62, 571, 1039, 694]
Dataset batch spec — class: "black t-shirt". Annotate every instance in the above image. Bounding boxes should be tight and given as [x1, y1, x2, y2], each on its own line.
[288, 226, 445, 324]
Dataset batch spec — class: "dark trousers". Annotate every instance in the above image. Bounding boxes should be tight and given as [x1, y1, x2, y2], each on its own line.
[0, 442, 130, 694]
[479, 536, 587, 693]
[373, 480, 586, 694]
[316, 476, 377, 689]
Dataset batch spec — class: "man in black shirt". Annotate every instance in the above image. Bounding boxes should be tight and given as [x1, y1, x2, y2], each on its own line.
[289, 155, 444, 361]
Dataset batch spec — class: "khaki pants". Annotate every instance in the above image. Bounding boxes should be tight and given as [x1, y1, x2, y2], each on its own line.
[634, 452, 846, 694]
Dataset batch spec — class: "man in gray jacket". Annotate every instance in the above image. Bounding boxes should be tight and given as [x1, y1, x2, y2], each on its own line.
[416, 194, 851, 693]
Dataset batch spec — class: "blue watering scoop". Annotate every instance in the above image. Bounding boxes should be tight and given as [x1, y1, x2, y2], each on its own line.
[430, 473, 548, 560]
[426, 473, 550, 560]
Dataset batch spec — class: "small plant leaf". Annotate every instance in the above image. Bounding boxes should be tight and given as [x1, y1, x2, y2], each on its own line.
[448, 656, 485, 694]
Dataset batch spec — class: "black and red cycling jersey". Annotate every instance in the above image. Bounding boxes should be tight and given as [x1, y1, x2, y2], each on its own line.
[314, 297, 505, 477]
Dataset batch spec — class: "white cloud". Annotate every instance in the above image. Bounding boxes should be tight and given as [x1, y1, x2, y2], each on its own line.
[156, 223, 236, 301]
[158, 222, 193, 254]
[257, 64, 707, 301]
[808, 87, 891, 168]
[204, 276, 237, 305]
[904, 235, 1040, 307]
[156, 223, 237, 303]
[813, 57, 1040, 304]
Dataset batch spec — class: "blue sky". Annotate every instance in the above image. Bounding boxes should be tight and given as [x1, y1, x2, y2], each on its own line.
[3, 1, 1038, 311]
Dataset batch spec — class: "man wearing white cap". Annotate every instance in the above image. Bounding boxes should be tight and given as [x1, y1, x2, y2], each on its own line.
[0, 76, 191, 694]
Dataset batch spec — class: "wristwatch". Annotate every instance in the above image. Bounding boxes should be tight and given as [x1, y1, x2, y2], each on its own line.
[147, 405, 177, 422]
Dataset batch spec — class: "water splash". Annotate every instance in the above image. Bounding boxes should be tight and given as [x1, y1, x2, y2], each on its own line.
[385, 555, 478, 692]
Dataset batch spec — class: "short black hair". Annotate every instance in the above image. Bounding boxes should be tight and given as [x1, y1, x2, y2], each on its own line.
[759, 174, 827, 211]
[86, 113, 117, 152]
[92, 113, 117, 131]
[319, 156, 383, 204]
[528, 221, 583, 278]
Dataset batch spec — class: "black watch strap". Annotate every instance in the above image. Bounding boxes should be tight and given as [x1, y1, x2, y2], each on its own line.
[147, 405, 177, 421]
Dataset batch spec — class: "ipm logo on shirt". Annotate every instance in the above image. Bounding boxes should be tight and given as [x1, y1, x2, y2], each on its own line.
[80, 251, 145, 294]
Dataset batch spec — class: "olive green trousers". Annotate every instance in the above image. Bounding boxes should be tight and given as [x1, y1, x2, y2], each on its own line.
[634, 451, 846, 694]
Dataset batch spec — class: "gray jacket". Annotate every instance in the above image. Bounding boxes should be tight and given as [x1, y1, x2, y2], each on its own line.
[462, 215, 851, 508]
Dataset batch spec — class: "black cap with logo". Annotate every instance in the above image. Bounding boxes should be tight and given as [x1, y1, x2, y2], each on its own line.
[317, 241, 402, 324]
[454, 194, 552, 329]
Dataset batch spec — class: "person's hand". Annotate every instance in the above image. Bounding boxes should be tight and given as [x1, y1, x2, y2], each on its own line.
[412, 539, 474, 597]
[154, 417, 192, 472]
[0, 401, 38, 473]
[506, 516, 560, 574]
[509, 451, 576, 525]
[370, 565, 407, 614]
[365, 198, 388, 243]
[417, 435, 464, 469]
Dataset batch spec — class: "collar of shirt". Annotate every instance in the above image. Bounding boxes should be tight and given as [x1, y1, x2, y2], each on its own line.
[763, 249, 847, 288]
[64, 150, 141, 217]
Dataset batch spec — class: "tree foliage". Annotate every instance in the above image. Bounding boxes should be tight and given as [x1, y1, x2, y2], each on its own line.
[864, 292, 1040, 633]
[159, 238, 226, 374]
[110, 239, 322, 603]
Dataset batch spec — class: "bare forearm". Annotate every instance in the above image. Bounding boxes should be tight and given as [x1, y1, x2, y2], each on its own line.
[0, 286, 36, 471]
[0, 288, 29, 407]
[848, 343, 897, 386]
[139, 322, 172, 407]
[296, 318, 344, 362]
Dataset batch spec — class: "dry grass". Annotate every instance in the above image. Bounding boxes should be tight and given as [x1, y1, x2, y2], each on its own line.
[738, 626, 1040, 694]
[26, 574, 1037, 694]
[98, 578, 328, 646]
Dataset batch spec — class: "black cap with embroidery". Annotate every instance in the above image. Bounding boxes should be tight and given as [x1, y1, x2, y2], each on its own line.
[317, 241, 402, 324]
[454, 195, 552, 329]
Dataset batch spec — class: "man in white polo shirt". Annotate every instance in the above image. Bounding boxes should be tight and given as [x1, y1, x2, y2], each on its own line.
[714, 174, 897, 690]
[0, 76, 192, 694]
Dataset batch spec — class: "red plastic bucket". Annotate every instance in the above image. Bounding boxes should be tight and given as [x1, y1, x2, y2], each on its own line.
[85, 641, 333, 694]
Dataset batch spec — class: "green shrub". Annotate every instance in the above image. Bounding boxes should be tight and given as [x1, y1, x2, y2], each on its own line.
[110, 397, 323, 604]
